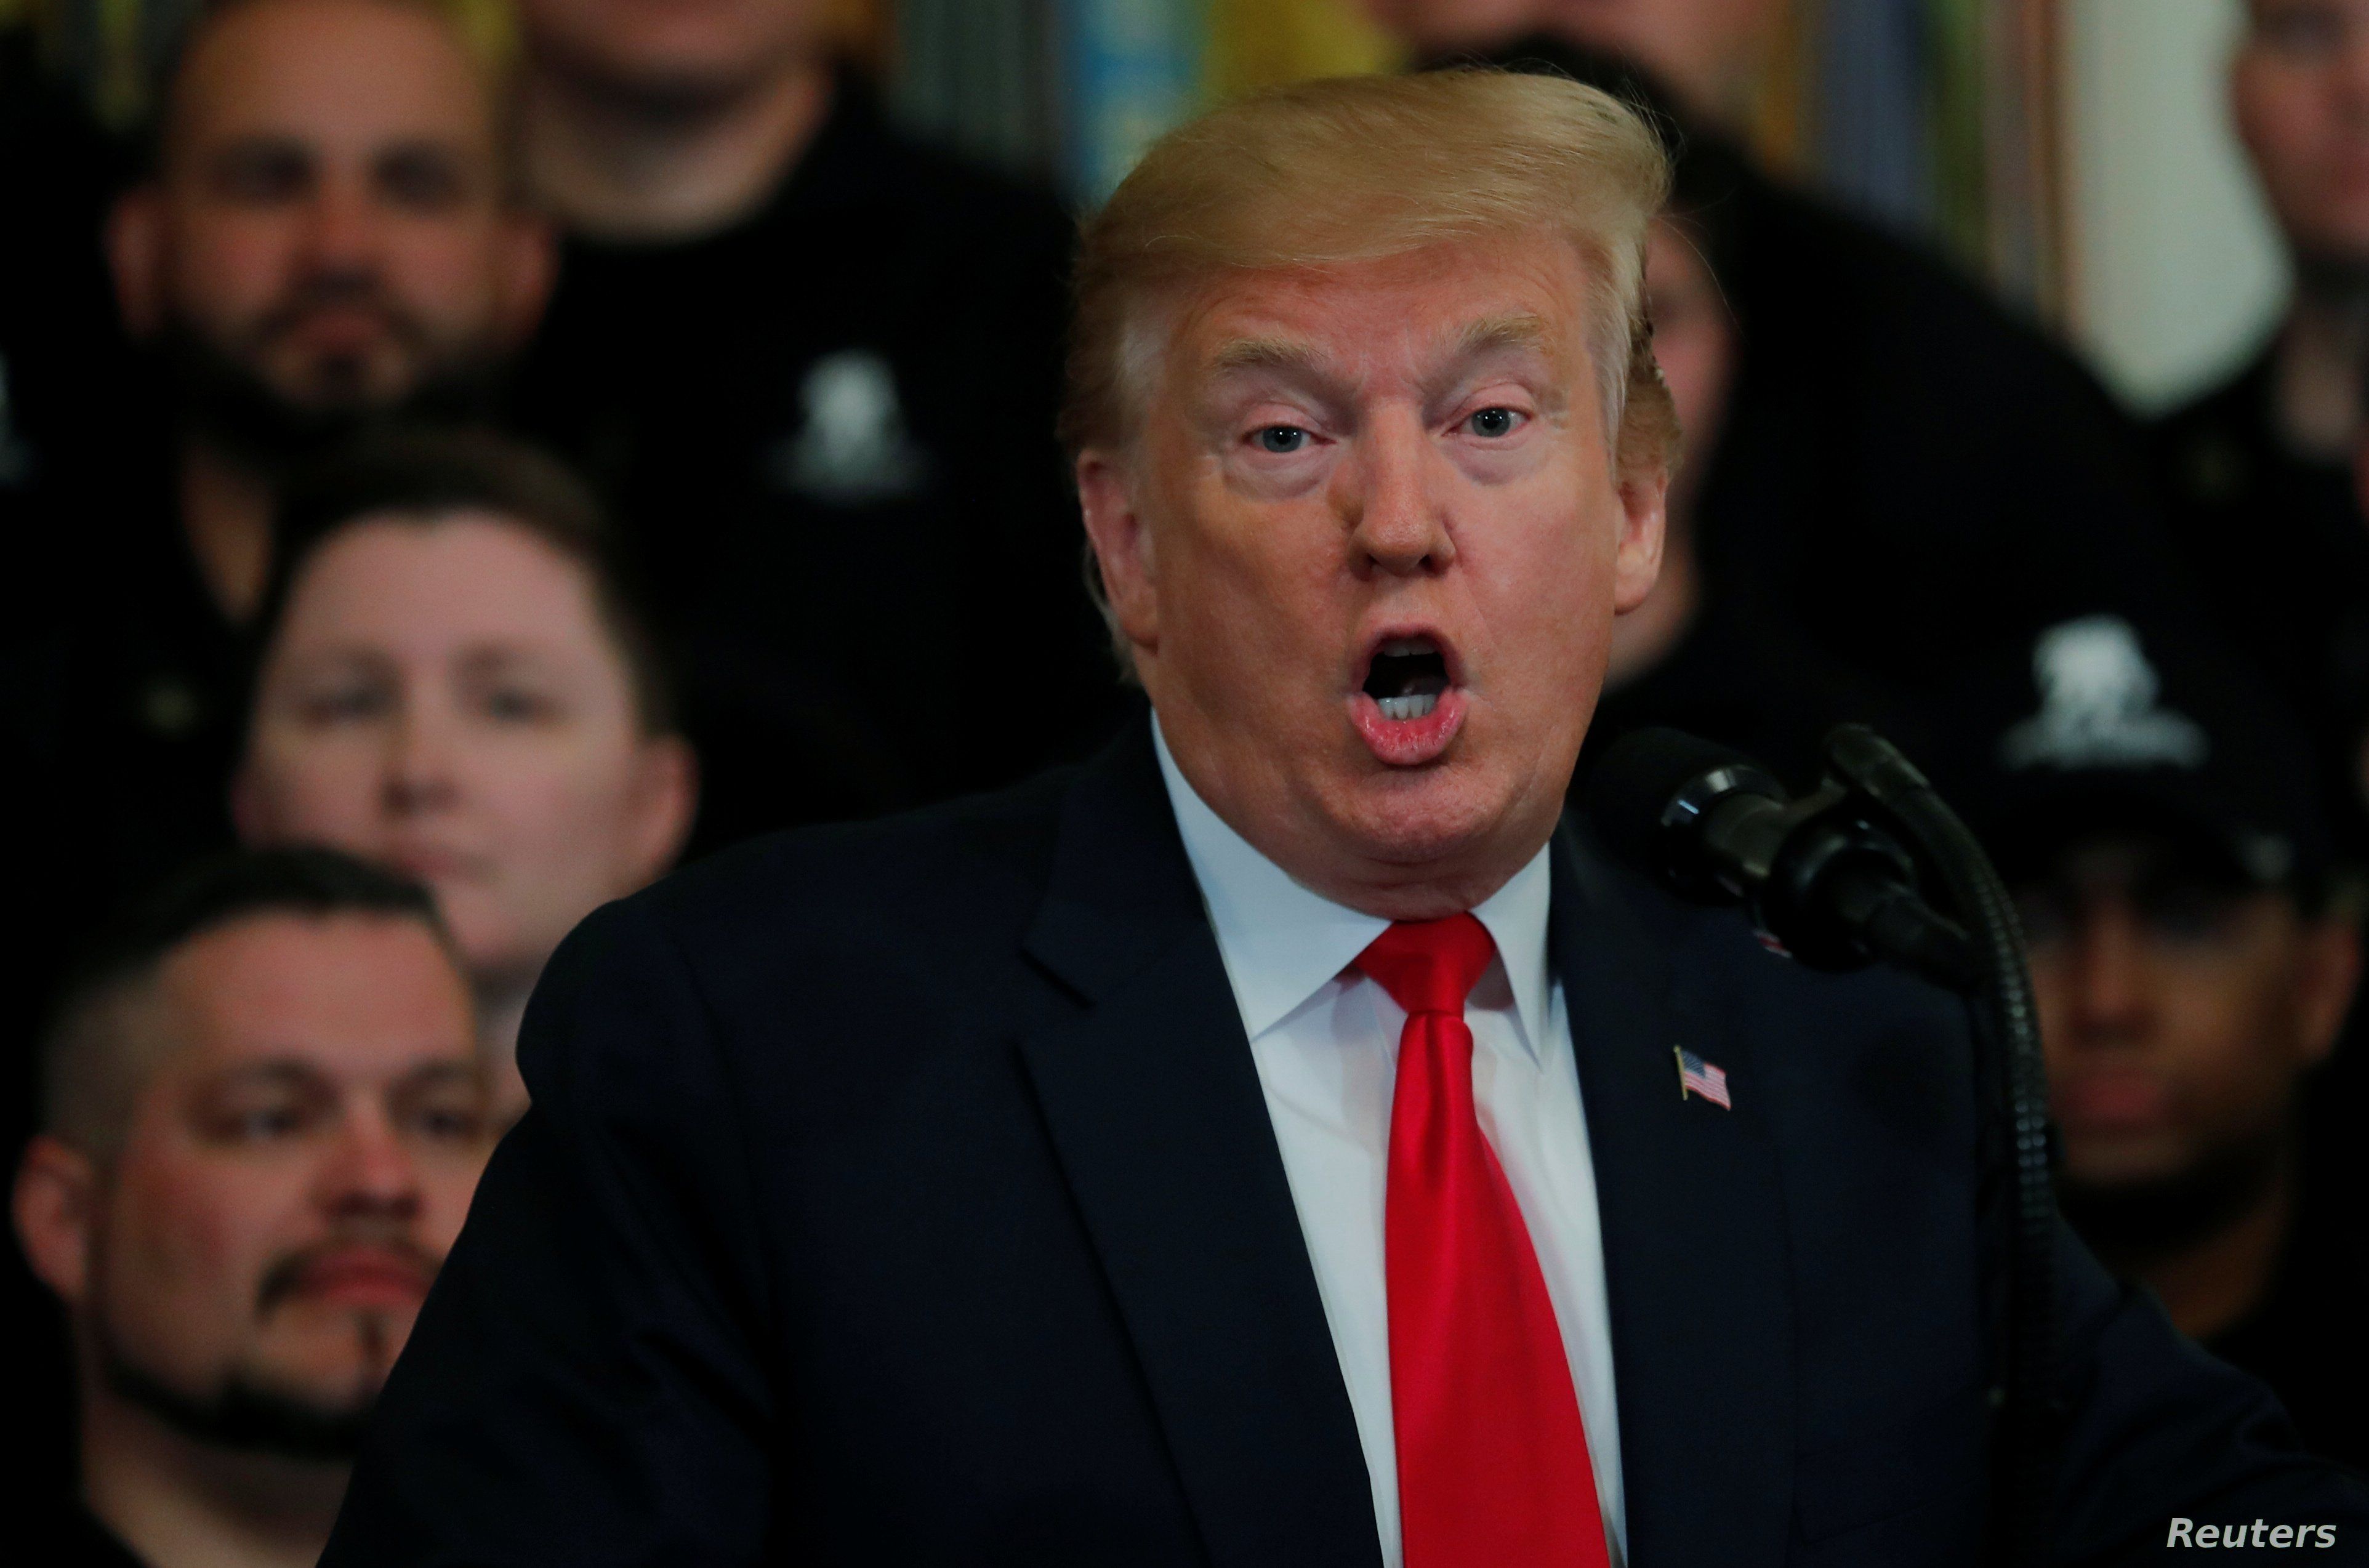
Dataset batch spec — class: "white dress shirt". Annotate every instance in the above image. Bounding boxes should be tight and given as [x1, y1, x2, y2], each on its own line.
[1152, 722, 1627, 1568]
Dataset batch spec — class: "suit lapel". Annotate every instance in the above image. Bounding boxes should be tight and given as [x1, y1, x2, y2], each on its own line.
[1551, 825, 1795, 1566]
[1018, 723, 1382, 1568]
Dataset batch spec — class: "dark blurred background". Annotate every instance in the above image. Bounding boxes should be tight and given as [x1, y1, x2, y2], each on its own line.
[7, 2, 2369, 1562]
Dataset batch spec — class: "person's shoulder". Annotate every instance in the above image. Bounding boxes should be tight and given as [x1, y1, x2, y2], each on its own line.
[820, 81, 1072, 250]
[520, 760, 1098, 1113]
[17, 1500, 149, 1568]
[1739, 174, 2121, 407]
[2149, 346, 2278, 470]
[2155, 345, 2274, 431]
[613, 762, 1077, 973]
[2144, 344, 2296, 529]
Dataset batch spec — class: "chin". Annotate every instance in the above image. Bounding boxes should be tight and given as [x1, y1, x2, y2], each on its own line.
[2058, 1137, 2187, 1191]
[263, 1322, 414, 1395]
[436, 900, 520, 981]
[1334, 766, 1519, 868]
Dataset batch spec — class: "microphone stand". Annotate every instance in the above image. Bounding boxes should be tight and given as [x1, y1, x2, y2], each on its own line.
[1818, 725, 2059, 1568]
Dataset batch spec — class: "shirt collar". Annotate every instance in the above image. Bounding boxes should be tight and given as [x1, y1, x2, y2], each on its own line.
[1152, 715, 1556, 1058]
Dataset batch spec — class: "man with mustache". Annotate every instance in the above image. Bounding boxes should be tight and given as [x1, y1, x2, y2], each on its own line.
[12, 847, 494, 1567]
[324, 73, 2366, 1566]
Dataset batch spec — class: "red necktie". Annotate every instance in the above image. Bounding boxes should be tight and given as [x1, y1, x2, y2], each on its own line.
[1356, 915, 1610, 1568]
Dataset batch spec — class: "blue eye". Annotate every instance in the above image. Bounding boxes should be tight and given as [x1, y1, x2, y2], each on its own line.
[1255, 425, 1308, 454]
[1466, 407, 1521, 438]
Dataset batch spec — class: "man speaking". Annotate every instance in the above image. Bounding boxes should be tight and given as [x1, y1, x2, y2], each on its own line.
[322, 72, 2365, 1566]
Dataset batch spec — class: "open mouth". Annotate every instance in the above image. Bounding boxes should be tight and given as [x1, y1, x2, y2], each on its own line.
[1362, 637, 1451, 721]
[1349, 630, 1466, 766]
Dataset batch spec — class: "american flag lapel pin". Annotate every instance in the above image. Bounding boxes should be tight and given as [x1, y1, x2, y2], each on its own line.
[1675, 1046, 1732, 1110]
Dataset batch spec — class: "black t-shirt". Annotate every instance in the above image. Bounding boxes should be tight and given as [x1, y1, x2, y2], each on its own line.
[21, 427, 247, 916]
[2151, 349, 2369, 766]
[1690, 168, 2192, 701]
[17, 1502, 148, 1568]
[2147, 352, 2369, 1135]
[0, 28, 134, 516]
[513, 78, 1130, 857]
[2207, 1147, 2369, 1476]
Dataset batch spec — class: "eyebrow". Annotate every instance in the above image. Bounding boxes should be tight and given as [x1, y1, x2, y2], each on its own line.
[201, 1058, 477, 1093]
[1205, 315, 1561, 386]
[190, 1060, 335, 1103]
[455, 643, 561, 673]
[203, 134, 311, 169]
[1450, 313, 1553, 360]
[395, 1061, 483, 1092]
[1206, 336, 1333, 381]
[1428, 312, 1569, 412]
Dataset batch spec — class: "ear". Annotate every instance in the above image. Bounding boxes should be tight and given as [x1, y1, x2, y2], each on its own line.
[2295, 915, 2360, 1068]
[106, 187, 167, 341]
[492, 212, 558, 348]
[620, 734, 698, 890]
[13, 1136, 100, 1310]
[1076, 448, 1160, 661]
[1609, 461, 1670, 616]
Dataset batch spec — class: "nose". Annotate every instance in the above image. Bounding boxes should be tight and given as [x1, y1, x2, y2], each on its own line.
[1340, 407, 1456, 578]
[2064, 903, 2155, 1045]
[382, 706, 461, 818]
[315, 1106, 425, 1225]
[299, 177, 388, 278]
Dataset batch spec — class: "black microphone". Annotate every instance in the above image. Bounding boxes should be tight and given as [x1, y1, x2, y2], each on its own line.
[1582, 728, 1978, 989]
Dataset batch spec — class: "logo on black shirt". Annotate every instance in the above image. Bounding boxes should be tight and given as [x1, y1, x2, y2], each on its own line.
[770, 348, 931, 504]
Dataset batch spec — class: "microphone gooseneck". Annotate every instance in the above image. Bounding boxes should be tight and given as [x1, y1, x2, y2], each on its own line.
[1581, 724, 2058, 1568]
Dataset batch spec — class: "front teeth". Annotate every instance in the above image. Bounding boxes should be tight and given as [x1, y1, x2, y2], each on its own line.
[1377, 693, 1439, 722]
[1380, 637, 1435, 656]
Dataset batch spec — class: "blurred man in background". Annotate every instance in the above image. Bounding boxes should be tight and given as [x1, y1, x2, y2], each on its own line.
[2157, 0, 2369, 817]
[1960, 613, 2369, 1471]
[36, 0, 552, 912]
[11, 848, 493, 1566]
[509, 0, 1125, 853]
[235, 433, 697, 1119]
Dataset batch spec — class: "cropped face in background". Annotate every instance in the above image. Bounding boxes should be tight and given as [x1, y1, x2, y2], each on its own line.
[2234, 0, 2369, 271]
[1361, 0, 1787, 120]
[1642, 218, 1735, 523]
[1080, 228, 1664, 911]
[2016, 834, 2356, 1207]
[16, 912, 486, 1452]
[107, 0, 550, 452]
[517, 0, 822, 108]
[236, 514, 696, 995]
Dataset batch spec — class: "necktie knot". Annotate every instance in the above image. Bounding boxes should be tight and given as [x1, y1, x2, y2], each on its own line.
[1354, 913, 1496, 1019]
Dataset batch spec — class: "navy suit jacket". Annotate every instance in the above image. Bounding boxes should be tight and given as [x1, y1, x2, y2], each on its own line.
[323, 719, 2367, 1566]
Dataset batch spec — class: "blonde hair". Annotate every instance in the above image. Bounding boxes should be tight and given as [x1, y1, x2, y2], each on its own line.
[1060, 68, 1681, 481]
